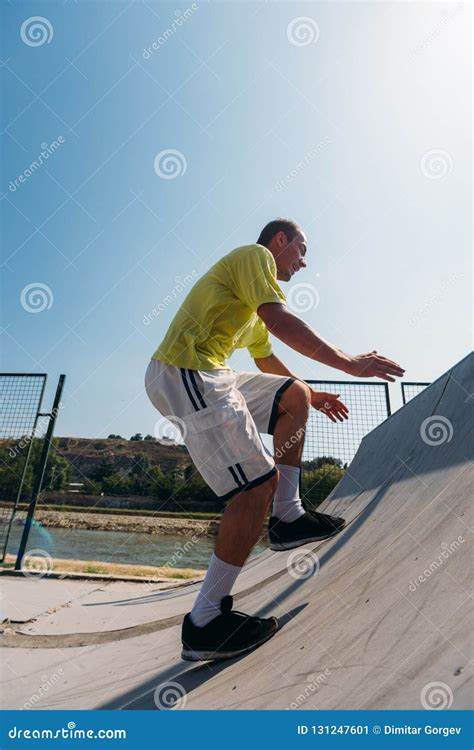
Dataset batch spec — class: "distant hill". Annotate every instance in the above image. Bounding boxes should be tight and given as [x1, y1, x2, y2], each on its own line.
[53, 437, 193, 482]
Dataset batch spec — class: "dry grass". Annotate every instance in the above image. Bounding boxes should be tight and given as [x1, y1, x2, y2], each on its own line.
[1, 553, 205, 580]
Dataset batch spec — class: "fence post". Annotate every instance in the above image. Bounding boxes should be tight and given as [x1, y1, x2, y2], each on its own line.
[15, 375, 66, 571]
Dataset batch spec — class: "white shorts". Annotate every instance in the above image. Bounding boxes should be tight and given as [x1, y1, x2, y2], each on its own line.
[144, 359, 295, 500]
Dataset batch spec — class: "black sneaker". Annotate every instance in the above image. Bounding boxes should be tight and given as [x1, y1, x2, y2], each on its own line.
[181, 595, 279, 662]
[268, 510, 346, 551]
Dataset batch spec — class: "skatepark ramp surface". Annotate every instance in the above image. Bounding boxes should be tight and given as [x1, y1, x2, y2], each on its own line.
[2, 353, 472, 710]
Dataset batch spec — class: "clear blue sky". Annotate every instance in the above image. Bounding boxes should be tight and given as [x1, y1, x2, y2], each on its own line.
[1, 1, 471, 439]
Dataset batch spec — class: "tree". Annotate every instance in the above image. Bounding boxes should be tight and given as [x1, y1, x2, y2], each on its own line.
[102, 473, 131, 495]
[301, 463, 345, 509]
[302, 456, 343, 471]
[82, 478, 101, 494]
[107, 434, 123, 439]
[143, 434, 155, 441]
[90, 459, 115, 482]
[129, 452, 154, 495]
[129, 433, 143, 441]
[31, 438, 71, 492]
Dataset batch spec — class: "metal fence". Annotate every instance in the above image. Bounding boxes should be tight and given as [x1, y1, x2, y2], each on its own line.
[300, 380, 431, 508]
[0, 374, 47, 561]
[301, 380, 391, 508]
[401, 382, 430, 405]
[0, 374, 65, 566]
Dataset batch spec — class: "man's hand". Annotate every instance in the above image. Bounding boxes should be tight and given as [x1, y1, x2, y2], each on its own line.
[347, 351, 405, 382]
[310, 390, 349, 423]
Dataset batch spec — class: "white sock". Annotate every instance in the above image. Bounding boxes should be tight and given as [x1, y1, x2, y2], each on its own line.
[272, 464, 305, 522]
[190, 553, 242, 627]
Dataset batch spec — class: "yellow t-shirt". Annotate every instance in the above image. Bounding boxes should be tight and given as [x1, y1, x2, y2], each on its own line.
[152, 244, 286, 370]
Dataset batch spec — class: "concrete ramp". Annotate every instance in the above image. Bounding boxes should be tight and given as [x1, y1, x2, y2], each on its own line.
[2, 354, 472, 710]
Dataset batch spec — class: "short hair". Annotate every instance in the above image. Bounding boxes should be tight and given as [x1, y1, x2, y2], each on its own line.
[257, 218, 300, 247]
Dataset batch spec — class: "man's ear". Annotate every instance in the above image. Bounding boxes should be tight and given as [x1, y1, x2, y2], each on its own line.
[276, 231, 286, 248]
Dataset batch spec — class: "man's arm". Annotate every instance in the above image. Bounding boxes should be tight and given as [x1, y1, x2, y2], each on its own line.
[253, 352, 302, 381]
[258, 303, 405, 382]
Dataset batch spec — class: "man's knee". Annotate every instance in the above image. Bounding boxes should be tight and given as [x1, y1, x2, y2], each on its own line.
[280, 380, 311, 415]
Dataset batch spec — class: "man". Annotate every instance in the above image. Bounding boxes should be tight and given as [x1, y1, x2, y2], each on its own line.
[145, 218, 405, 662]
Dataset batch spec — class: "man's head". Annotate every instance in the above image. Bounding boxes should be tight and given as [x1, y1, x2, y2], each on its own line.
[257, 218, 307, 281]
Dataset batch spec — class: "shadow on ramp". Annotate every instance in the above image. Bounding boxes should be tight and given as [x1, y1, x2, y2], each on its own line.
[97, 605, 307, 710]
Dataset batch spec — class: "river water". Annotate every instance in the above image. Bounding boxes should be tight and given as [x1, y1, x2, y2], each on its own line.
[7, 524, 266, 570]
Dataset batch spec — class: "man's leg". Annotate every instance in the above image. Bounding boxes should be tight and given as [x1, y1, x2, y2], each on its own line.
[271, 380, 310, 521]
[215, 471, 279, 565]
[190, 471, 278, 626]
